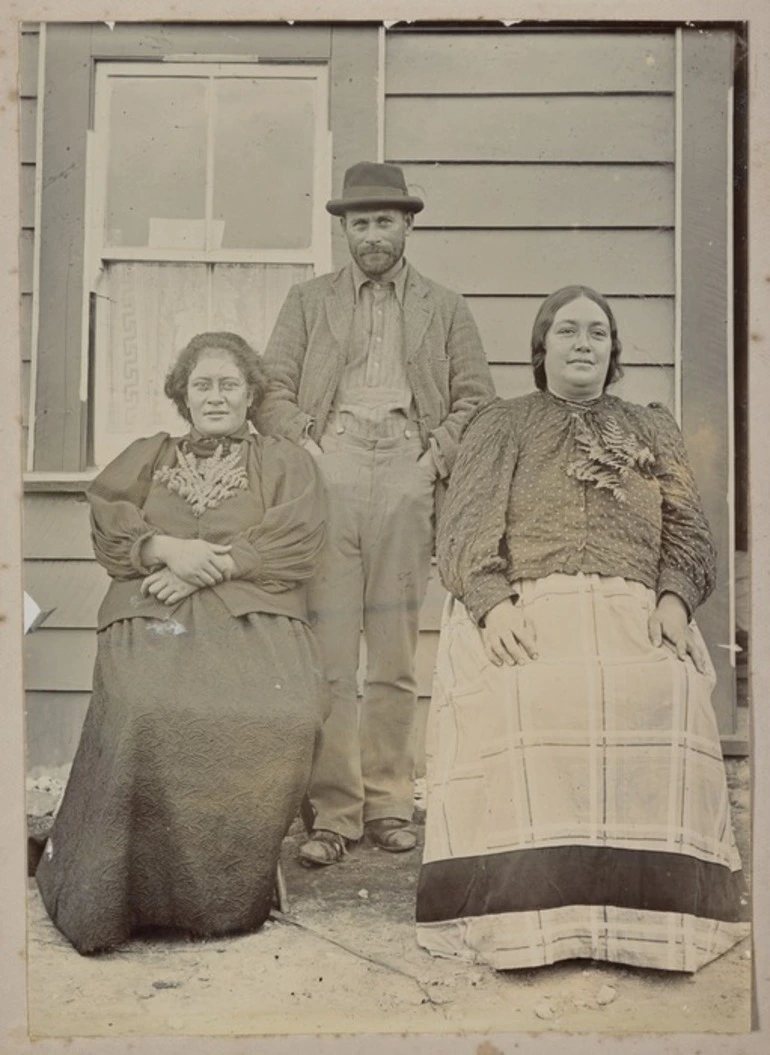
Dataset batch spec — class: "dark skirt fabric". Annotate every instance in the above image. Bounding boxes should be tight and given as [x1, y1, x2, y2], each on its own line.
[36, 592, 327, 955]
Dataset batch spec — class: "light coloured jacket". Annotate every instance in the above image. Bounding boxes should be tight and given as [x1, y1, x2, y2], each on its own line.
[255, 262, 495, 477]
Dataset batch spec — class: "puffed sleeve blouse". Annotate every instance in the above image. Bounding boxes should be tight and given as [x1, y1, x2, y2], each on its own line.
[437, 391, 717, 625]
[87, 427, 326, 630]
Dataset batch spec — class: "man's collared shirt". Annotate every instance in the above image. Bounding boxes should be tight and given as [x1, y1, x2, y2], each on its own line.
[330, 259, 416, 440]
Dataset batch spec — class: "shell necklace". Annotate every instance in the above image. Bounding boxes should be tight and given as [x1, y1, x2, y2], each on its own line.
[154, 438, 248, 517]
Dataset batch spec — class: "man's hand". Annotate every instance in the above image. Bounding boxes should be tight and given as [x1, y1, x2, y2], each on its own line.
[480, 598, 538, 667]
[302, 437, 324, 458]
[648, 591, 708, 674]
[417, 448, 438, 477]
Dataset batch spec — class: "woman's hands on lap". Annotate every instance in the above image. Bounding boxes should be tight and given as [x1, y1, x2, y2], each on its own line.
[142, 536, 234, 587]
[648, 591, 708, 673]
[480, 598, 538, 667]
[141, 568, 199, 606]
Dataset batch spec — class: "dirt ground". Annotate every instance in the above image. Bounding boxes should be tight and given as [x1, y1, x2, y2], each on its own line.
[25, 761, 752, 1039]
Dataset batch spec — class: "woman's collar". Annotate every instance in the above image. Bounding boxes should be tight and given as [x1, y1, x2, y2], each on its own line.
[544, 387, 606, 409]
[188, 422, 251, 443]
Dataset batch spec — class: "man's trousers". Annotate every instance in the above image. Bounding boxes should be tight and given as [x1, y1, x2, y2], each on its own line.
[307, 427, 436, 840]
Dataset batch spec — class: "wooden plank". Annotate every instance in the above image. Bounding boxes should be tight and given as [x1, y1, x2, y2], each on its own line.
[23, 494, 93, 559]
[35, 25, 91, 469]
[329, 26, 381, 270]
[720, 708, 749, 757]
[20, 98, 37, 164]
[415, 632, 439, 697]
[680, 29, 735, 735]
[419, 570, 448, 632]
[593, 365, 675, 410]
[407, 229, 674, 296]
[21, 362, 31, 426]
[411, 696, 430, 778]
[401, 163, 675, 229]
[466, 296, 674, 366]
[21, 163, 36, 229]
[20, 229, 34, 295]
[20, 293, 33, 361]
[24, 629, 97, 692]
[20, 28, 40, 98]
[386, 32, 675, 95]
[25, 692, 90, 772]
[87, 22, 332, 60]
[386, 96, 674, 163]
[23, 560, 107, 629]
[489, 363, 674, 410]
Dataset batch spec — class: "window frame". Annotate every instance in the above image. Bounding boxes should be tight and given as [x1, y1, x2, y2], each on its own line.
[77, 60, 332, 469]
[89, 61, 332, 270]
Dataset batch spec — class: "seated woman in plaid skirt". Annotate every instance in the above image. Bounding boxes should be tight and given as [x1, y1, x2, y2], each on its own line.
[415, 286, 749, 973]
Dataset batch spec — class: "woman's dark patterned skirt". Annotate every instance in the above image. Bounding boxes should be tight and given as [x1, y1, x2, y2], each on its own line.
[36, 592, 326, 955]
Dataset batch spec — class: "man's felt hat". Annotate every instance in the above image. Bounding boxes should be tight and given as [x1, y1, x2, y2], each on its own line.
[326, 161, 424, 216]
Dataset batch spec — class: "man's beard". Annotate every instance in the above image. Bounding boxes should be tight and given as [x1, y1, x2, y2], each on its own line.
[354, 240, 404, 277]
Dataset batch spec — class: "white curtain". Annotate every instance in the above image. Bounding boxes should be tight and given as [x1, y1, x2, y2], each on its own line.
[94, 261, 312, 466]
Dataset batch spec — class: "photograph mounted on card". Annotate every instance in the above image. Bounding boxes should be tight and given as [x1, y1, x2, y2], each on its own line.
[7, 8, 761, 1049]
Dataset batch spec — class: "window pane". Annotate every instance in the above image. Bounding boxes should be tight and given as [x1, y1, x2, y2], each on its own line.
[105, 78, 207, 248]
[213, 78, 316, 249]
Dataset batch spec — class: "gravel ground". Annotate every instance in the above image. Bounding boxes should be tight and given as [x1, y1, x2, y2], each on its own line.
[24, 758, 753, 1039]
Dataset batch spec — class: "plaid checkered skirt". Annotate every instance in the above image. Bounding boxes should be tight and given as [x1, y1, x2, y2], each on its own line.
[416, 573, 749, 972]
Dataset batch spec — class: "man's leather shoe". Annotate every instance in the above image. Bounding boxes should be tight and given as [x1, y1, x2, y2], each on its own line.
[365, 818, 417, 853]
[298, 829, 348, 867]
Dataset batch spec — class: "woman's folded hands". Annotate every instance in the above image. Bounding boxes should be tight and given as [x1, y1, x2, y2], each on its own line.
[141, 567, 199, 606]
[140, 536, 236, 603]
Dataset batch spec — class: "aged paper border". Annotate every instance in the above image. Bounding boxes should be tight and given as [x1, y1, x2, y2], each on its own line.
[1, 1, 768, 1052]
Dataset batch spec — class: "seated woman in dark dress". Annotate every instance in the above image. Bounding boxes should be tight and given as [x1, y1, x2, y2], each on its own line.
[36, 332, 328, 955]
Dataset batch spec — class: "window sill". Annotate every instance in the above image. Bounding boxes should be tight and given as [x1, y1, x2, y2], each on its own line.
[23, 472, 98, 494]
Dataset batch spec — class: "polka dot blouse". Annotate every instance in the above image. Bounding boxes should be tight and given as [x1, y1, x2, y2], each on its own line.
[437, 390, 717, 625]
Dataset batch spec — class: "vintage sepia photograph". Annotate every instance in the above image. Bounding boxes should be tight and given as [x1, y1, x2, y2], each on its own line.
[2, 2, 769, 1051]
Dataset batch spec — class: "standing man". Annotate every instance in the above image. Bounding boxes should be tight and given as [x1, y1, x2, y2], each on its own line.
[257, 161, 495, 866]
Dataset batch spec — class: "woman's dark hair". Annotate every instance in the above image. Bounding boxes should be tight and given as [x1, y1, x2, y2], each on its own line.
[530, 285, 624, 392]
[164, 332, 268, 426]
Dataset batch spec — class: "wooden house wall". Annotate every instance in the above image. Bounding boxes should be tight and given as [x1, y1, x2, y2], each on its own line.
[22, 22, 385, 773]
[385, 29, 678, 761]
[22, 24, 745, 774]
[385, 29, 677, 407]
[385, 27, 742, 748]
[19, 24, 39, 464]
[23, 492, 442, 772]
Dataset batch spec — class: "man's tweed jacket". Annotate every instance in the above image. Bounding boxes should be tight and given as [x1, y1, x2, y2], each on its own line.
[255, 262, 495, 479]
